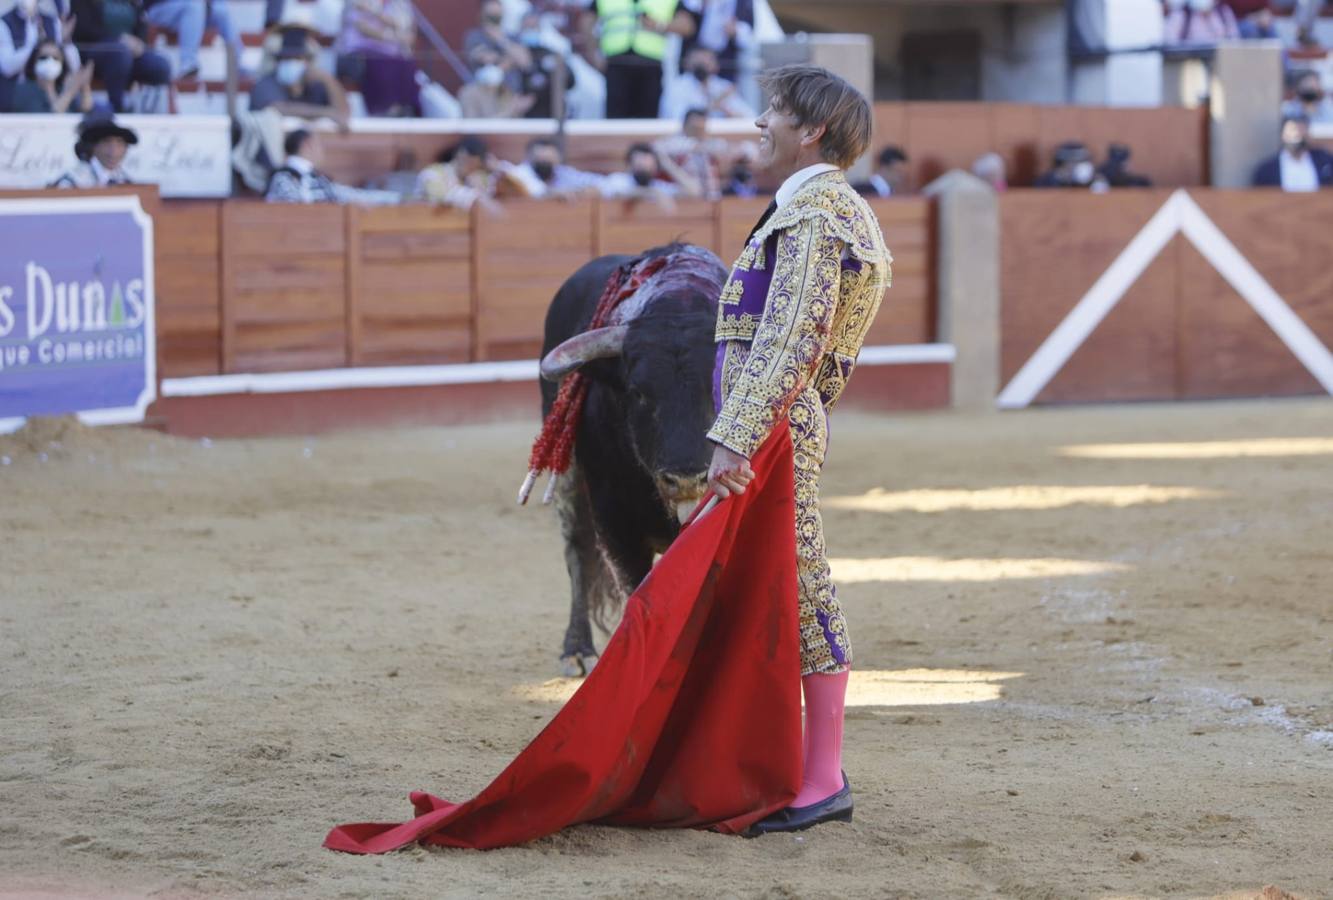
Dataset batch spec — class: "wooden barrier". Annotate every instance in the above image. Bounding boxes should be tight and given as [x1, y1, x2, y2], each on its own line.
[348, 205, 473, 366]
[153, 195, 937, 376]
[157, 201, 222, 376]
[220, 203, 348, 372]
[998, 188, 1333, 404]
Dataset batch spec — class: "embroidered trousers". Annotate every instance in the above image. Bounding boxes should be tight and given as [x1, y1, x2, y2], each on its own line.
[718, 341, 851, 676]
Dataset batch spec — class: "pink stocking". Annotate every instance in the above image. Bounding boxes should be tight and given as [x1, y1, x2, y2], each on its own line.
[793, 669, 849, 808]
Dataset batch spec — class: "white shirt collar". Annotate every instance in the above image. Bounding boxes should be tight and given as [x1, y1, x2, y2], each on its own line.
[1279, 149, 1319, 192]
[775, 162, 839, 209]
[89, 157, 123, 185]
[286, 155, 315, 175]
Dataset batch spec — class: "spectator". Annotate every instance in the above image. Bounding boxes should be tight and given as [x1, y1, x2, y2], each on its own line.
[586, 0, 695, 119]
[69, 0, 171, 112]
[249, 25, 349, 126]
[509, 10, 575, 119]
[854, 145, 910, 197]
[338, 0, 420, 116]
[680, 0, 752, 83]
[1225, 0, 1279, 38]
[50, 106, 135, 186]
[1252, 114, 1333, 191]
[142, 0, 241, 82]
[659, 46, 752, 120]
[459, 61, 535, 117]
[464, 0, 531, 88]
[1164, 0, 1240, 45]
[971, 152, 1007, 192]
[1284, 69, 1333, 125]
[415, 135, 502, 212]
[1264, 0, 1329, 48]
[510, 137, 605, 198]
[10, 37, 92, 111]
[654, 107, 726, 198]
[722, 140, 758, 197]
[600, 141, 680, 202]
[266, 128, 400, 203]
[365, 148, 421, 197]
[1097, 143, 1152, 187]
[0, 0, 81, 111]
[1034, 141, 1097, 189]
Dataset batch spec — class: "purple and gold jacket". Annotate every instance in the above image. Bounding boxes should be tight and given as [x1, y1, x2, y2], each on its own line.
[707, 170, 892, 459]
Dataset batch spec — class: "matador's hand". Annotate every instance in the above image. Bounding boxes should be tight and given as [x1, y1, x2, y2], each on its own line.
[708, 444, 755, 499]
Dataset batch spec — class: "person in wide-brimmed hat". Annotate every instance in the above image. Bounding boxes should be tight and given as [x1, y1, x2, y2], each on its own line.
[50, 106, 139, 188]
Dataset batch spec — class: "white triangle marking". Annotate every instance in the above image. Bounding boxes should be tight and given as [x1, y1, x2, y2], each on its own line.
[996, 190, 1333, 409]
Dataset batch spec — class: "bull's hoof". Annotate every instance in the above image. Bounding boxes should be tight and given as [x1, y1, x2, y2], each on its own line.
[558, 653, 600, 678]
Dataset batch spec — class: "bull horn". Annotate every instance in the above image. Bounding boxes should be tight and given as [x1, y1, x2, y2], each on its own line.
[539, 325, 628, 382]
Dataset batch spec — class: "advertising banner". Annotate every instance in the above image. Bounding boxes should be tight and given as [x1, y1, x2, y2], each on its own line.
[0, 114, 231, 198]
[0, 196, 156, 431]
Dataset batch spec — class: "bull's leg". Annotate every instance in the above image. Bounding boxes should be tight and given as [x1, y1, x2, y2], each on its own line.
[554, 464, 607, 677]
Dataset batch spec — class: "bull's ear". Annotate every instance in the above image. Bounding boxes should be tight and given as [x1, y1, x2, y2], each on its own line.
[539, 325, 628, 382]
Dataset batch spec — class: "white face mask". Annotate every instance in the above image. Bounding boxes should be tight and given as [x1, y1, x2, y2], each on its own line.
[1187, 0, 1213, 10]
[34, 57, 62, 82]
[475, 64, 504, 88]
[276, 60, 306, 86]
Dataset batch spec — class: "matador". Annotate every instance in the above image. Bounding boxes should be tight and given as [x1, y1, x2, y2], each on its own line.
[705, 64, 891, 835]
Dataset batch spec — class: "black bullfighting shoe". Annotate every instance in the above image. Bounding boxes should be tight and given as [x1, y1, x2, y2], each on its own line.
[745, 772, 853, 836]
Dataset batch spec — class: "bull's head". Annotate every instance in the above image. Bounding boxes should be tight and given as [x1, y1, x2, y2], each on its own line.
[541, 301, 717, 523]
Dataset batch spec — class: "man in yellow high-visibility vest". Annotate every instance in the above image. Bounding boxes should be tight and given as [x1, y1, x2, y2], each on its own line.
[583, 0, 696, 118]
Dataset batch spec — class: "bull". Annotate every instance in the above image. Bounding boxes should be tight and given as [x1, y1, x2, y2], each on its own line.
[537, 243, 727, 677]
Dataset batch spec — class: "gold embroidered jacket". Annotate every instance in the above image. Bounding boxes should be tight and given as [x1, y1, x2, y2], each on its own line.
[707, 171, 892, 458]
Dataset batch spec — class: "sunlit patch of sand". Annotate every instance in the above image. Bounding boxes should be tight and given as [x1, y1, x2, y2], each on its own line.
[830, 557, 1130, 583]
[1059, 437, 1333, 459]
[827, 484, 1222, 513]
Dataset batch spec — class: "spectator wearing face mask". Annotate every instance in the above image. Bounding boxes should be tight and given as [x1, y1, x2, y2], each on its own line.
[659, 46, 752, 120]
[1164, 0, 1241, 45]
[600, 142, 681, 201]
[1253, 114, 1333, 191]
[510, 136, 605, 198]
[1034, 142, 1099, 189]
[722, 140, 758, 197]
[464, 0, 530, 87]
[10, 37, 93, 112]
[459, 60, 535, 117]
[679, 0, 752, 84]
[249, 25, 350, 126]
[1284, 70, 1333, 125]
[0, 0, 81, 111]
[51, 106, 136, 187]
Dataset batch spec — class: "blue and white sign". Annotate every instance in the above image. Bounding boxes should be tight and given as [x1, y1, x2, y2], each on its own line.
[0, 196, 156, 432]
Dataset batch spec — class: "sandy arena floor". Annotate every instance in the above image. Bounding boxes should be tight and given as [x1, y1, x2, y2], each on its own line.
[1, 399, 1331, 900]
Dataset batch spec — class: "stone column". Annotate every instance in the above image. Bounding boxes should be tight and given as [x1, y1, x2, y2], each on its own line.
[1209, 41, 1285, 189]
[922, 171, 1001, 410]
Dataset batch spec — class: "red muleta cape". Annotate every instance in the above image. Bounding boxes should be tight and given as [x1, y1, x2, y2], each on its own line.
[324, 430, 802, 853]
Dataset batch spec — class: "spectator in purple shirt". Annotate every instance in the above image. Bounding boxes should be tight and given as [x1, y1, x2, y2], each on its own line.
[337, 0, 419, 116]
